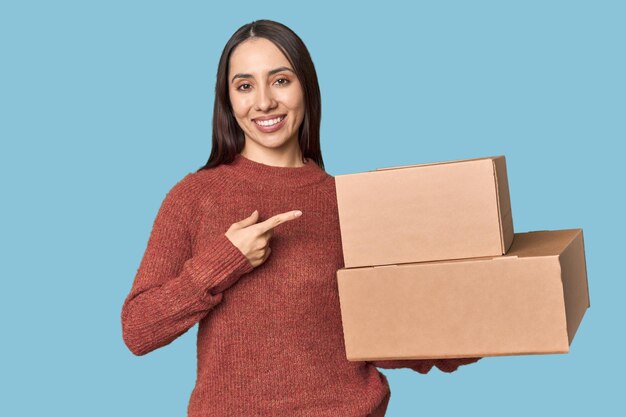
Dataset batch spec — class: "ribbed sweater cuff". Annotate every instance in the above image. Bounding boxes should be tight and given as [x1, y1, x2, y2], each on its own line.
[187, 233, 255, 300]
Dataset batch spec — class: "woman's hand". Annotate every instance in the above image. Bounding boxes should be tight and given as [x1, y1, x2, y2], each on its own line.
[225, 209, 302, 268]
[434, 357, 483, 373]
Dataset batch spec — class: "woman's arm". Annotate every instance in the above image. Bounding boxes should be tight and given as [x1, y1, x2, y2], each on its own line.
[120, 175, 254, 356]
[370, 357, 482, 374]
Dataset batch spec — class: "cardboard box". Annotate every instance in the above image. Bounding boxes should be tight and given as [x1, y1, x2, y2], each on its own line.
[336, 229, 590, 360]
[335, 155, 514, 268]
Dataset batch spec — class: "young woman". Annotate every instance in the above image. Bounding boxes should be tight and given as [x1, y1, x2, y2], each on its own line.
[121, 19, 481, 417]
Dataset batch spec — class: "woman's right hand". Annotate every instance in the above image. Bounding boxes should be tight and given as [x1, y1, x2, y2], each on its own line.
[225, 209, 303, 268]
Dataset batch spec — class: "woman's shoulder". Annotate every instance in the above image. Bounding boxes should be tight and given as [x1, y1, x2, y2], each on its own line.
[166, 166, 228, 204]
[154, 168, 228, 232]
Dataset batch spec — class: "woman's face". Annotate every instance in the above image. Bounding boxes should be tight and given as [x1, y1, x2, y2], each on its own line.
[228, 37, 305, 152]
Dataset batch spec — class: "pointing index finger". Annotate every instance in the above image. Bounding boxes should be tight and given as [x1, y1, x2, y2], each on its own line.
[255, 210, 302, 234]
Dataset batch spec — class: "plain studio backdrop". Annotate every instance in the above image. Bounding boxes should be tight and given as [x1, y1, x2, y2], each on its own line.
[0, 1, 623, 416]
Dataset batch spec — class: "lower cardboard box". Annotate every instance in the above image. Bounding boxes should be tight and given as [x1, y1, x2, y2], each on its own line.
[336, 228, 590, 360]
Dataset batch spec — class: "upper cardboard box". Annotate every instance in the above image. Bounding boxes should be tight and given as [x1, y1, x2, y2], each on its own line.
[336, 228, 590, 360]
[335, 155, 514, 268]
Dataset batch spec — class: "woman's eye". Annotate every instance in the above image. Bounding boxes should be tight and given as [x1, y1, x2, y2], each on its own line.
[237, 78, 289, 92]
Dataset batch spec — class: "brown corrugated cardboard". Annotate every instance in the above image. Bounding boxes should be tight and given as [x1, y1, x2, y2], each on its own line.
[335, 156, 514, 268]
[336, 229, 589, 360]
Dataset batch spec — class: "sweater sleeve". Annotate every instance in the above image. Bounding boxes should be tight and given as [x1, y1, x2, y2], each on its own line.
[370, 357, 482, 374]
[121, 174, 254, 356]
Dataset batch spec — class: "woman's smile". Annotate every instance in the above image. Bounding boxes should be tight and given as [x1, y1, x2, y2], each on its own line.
[252, 114, 287, 133]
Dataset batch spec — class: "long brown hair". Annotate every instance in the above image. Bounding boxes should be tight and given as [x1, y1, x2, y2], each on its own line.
[196, 20, 325, 172]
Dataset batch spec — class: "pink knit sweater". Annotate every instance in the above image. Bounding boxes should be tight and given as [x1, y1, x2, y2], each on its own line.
[121, 153, 481, 416]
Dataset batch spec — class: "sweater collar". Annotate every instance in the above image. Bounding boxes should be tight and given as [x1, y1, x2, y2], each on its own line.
[225, 152, 329, 188]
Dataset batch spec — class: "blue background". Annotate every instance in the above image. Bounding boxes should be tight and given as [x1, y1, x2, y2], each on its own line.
[1, 1, 623, 416]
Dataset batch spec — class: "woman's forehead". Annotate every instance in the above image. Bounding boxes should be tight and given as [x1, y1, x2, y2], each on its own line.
[229, 38, 291, 76]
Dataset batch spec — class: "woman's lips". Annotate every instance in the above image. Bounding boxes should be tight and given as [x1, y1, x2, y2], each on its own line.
[253, 114, 287, 133]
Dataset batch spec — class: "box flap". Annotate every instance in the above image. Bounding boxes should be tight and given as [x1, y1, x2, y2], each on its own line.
[492, 156, 514, 254]
[505, 229, 581, 258]
[558, 229, 590, 345]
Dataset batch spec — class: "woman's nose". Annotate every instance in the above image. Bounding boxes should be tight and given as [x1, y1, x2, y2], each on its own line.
[255, 84, 275, 110]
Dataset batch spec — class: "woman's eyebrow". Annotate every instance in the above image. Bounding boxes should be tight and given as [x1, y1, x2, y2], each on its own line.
[231, 66, 294, 84]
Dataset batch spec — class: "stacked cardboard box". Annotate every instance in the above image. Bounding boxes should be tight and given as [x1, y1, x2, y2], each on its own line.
[335, 156, 590, 361]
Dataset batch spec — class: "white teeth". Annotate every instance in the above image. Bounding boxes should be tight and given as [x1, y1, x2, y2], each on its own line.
[255, 116, 284, 126]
